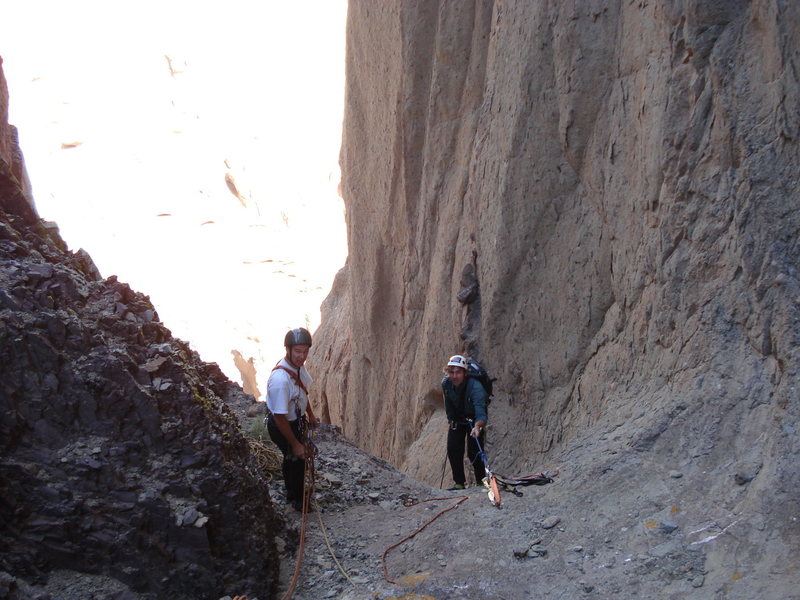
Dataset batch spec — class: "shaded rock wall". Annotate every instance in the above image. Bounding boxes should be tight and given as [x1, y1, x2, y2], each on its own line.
[0, 60, 280, 600]
[310, 0, 799, 593]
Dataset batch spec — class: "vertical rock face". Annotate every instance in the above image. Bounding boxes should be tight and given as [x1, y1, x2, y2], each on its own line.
[0, 57, 35, 224]
[315, 0, 800, 474]
[311, 0, 799, 592]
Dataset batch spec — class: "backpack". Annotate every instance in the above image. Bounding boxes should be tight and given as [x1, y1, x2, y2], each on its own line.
[466, 358, 496, 403]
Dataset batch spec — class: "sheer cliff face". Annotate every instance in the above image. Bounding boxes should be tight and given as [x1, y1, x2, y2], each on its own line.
[312, 0, 798, 491]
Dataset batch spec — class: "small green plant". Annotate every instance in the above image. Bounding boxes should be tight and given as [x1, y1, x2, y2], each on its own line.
[245, 417, 270, 444]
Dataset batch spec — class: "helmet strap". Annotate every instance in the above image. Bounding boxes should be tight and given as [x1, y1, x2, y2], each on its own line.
[285, 348, 298, 370]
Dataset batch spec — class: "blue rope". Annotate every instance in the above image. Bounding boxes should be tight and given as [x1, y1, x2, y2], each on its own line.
[473, 432, 491, 471]
[465, 418, 491, 472]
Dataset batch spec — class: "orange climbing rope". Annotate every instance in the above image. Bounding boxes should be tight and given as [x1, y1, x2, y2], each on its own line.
[279, 426, 317, 600]
[381, 495, 469, 585]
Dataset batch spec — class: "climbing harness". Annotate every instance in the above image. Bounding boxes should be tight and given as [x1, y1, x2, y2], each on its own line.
[381, 495, 469, 585]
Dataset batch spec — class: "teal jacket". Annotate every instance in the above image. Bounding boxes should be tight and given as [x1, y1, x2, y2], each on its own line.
[442, 376, 488, 424]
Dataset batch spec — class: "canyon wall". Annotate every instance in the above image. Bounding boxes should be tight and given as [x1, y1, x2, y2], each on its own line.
[0, 60, 281, 599]
[315, 0, 799, 482]
[310, 1, 799, 591]
[0, 57, 35, 224]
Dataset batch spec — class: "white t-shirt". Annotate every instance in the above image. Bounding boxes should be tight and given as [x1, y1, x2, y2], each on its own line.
[266, 358, 313, 422]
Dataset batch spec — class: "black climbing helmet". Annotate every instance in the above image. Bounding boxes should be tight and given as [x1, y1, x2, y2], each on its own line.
[284, 327, 312, 348]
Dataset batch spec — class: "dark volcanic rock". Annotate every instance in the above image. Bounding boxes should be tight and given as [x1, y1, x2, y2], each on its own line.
[0, 187, 281, 596]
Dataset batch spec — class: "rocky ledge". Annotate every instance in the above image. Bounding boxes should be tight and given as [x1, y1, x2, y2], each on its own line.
[0, 206, 282, 600]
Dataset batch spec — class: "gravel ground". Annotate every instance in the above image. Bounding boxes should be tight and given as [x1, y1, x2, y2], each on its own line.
[264, 426, 704, 600]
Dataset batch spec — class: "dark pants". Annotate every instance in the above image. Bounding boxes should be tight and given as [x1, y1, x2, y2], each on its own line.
[447, 422, 486, 486]
[267, 415, 305, 502]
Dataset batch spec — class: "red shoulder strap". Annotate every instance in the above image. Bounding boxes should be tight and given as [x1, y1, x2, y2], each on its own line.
[272, 364, 309, 396]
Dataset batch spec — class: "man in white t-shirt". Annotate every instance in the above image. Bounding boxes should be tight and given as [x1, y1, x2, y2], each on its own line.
[266, 327, 319, 511]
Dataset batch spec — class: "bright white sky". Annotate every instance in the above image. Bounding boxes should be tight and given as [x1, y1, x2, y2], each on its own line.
[2, 1, 348, 395]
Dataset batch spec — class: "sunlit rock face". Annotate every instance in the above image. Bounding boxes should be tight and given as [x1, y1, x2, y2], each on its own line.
[311, 0, 799, 593]
[0, 60, 281, 600]
[0, 57, 35, 222]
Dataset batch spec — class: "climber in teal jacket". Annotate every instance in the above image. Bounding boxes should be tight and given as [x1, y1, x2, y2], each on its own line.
[441, 354, 488, 490]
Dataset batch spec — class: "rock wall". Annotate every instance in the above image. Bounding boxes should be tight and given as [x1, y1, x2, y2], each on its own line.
[0, 60, 280, 600]
[0, 57, 35, 225]
[310, 1, 799, 594]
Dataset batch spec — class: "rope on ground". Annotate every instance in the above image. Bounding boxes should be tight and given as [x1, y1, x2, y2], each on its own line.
[314, 502, 355, 586]
[381, 495, 469, 585]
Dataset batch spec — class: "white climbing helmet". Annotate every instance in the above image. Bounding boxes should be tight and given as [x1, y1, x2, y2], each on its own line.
[446, 355, 468, 370]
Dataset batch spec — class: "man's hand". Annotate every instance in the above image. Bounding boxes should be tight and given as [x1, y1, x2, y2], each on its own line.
[291, 441, 307, 459]
[470, 421, 485, 438]
[273, 413, 307, 458]
[305, 409, 320, 429]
